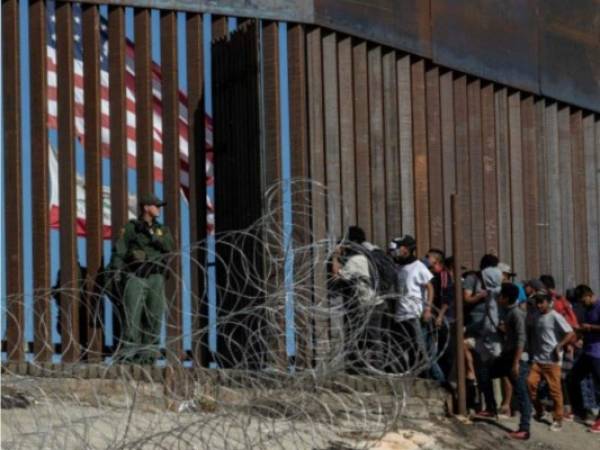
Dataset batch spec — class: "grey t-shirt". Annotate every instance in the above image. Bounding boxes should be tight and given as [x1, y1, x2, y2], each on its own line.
[463, 273, 486, 327]
[463, 272, 482, 294]
[503, 304, 528, 361]
[532, 310, 573, 365]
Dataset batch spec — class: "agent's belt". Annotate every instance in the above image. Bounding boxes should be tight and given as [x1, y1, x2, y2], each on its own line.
[128, 263, 164, 278]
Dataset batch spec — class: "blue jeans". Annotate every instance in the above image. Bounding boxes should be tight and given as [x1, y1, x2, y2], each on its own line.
[511, 361, 532, 432]
[491, 354, 532, 432]
[422, 321, 446, 383]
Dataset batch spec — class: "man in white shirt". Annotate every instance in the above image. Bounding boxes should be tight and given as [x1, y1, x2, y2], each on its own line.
[388, 235, 435, 376]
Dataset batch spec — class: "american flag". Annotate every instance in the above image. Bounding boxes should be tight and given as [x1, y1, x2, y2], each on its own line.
[46, 1, 215, 236]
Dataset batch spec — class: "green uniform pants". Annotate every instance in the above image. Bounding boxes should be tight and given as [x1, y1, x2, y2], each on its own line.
[121, 273, 165, 362]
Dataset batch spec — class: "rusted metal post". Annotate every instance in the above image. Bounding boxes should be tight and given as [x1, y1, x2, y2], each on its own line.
[261, 20, 286, 368]
[211, 15, 228, 41]
[185, 11, 206, 366]
[57, 0, 80, 362]
[452, 194, 467, 415]
[108, 5, 128, 352]
[134, 8, 154, 198]
[161, 9, 183, 361]
[287, 23, 313, 368]
[2, 0, 24, 362]
[306, 26, 329, 368]
[30, 0, 52, 361]
[108, 6, 128, 235]
[82, 3, 104, 361]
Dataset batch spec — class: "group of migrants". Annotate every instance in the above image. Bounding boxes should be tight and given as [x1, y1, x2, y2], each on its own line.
[50, 195, 600, 440]
[331, 226, 600, 439]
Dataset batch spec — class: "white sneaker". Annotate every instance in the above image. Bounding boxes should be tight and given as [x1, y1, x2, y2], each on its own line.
[550, 421, 562, 431]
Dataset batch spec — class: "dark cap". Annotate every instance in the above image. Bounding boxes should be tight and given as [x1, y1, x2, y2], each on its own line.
[533, 291, 551, 303]
[525, 278, 545, 291]
[139, 193, 166, 207]
[389, 234, 417, 252]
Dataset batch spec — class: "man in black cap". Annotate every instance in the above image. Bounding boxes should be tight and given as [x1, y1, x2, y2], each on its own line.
[108, 193, 175, 363]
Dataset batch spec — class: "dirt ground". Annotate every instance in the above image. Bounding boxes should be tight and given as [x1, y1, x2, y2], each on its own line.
[2, 373, 598, 450]
[368, 414, 599, 450]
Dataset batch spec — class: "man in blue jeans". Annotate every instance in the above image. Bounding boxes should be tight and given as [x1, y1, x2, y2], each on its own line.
[493, 283, 532, 440]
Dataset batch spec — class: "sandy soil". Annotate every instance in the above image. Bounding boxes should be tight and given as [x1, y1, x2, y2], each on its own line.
[2, 374, 598, 450]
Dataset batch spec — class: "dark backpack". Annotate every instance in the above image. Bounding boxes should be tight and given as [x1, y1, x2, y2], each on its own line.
[368, 248, 398, 297]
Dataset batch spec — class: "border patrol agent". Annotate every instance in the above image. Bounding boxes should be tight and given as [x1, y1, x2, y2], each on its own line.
[109, 194, 175, 363]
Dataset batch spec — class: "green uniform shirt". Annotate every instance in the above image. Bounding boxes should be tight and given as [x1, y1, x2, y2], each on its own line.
[110, 219, 175, 273]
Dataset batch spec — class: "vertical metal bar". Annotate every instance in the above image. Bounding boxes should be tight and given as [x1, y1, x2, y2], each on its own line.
[397, 55, 414, 237]
[108, 6, 128, 242]
[382, 50, 400, 243]
[520, 95, 539, 277]
[453, 75, 472, 268]
[452, 194, 466, 416]
[108, 5, 127, 352]
[322, 31, 341, 238]
[261, 20, 285, 366]
[186, 12, 206, 366]
[278, 22, 295, 366]
[134, 8, 153, 198]
[481, 83, 498, 256]
[411, 58, 429, 254]
[2, 0, 24, 361]
[353, 41, 372, 238]
[30, 0, 52, 361]
[368, 45, 386, 247]
[558, 106, 575, 290]
[467, 79, 484, 258]
[161, 9, 182, 361]
[338, 36, 356, 230]
[583, 114, 599, 292]
[426, 65, 444, 250]
[306, 26, 328, 367]
[56, 0, 80, 362]
[570, 110, 588, 284]
[212, 15, 228, 41]
[508, 91, 525, 278]
[440, 70, 455, 256]
[535, 100, 550, 275]
[494, 87, 512, 266]
[545, 102, 564, 290]
[262, 21, 282, 188]
[287, 23, 312, 368]
[82, 3, 103, 361]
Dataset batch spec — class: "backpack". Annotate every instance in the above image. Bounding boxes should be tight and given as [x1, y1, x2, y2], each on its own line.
[368, 247, 399, 297]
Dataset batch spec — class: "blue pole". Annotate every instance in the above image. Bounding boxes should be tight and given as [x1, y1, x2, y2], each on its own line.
[277, 22, 296, 365]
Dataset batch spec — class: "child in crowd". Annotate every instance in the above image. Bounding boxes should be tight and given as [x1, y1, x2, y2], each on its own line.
[527, 292, 575, 431]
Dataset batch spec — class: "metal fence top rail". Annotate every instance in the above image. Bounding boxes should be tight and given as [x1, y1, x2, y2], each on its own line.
[68, 0, 600, 113]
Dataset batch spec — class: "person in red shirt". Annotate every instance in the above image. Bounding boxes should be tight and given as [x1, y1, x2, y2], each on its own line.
[540, 275, 579, 328]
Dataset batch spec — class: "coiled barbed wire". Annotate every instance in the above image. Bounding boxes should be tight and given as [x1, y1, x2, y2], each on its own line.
[1, 179, 449, 450]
